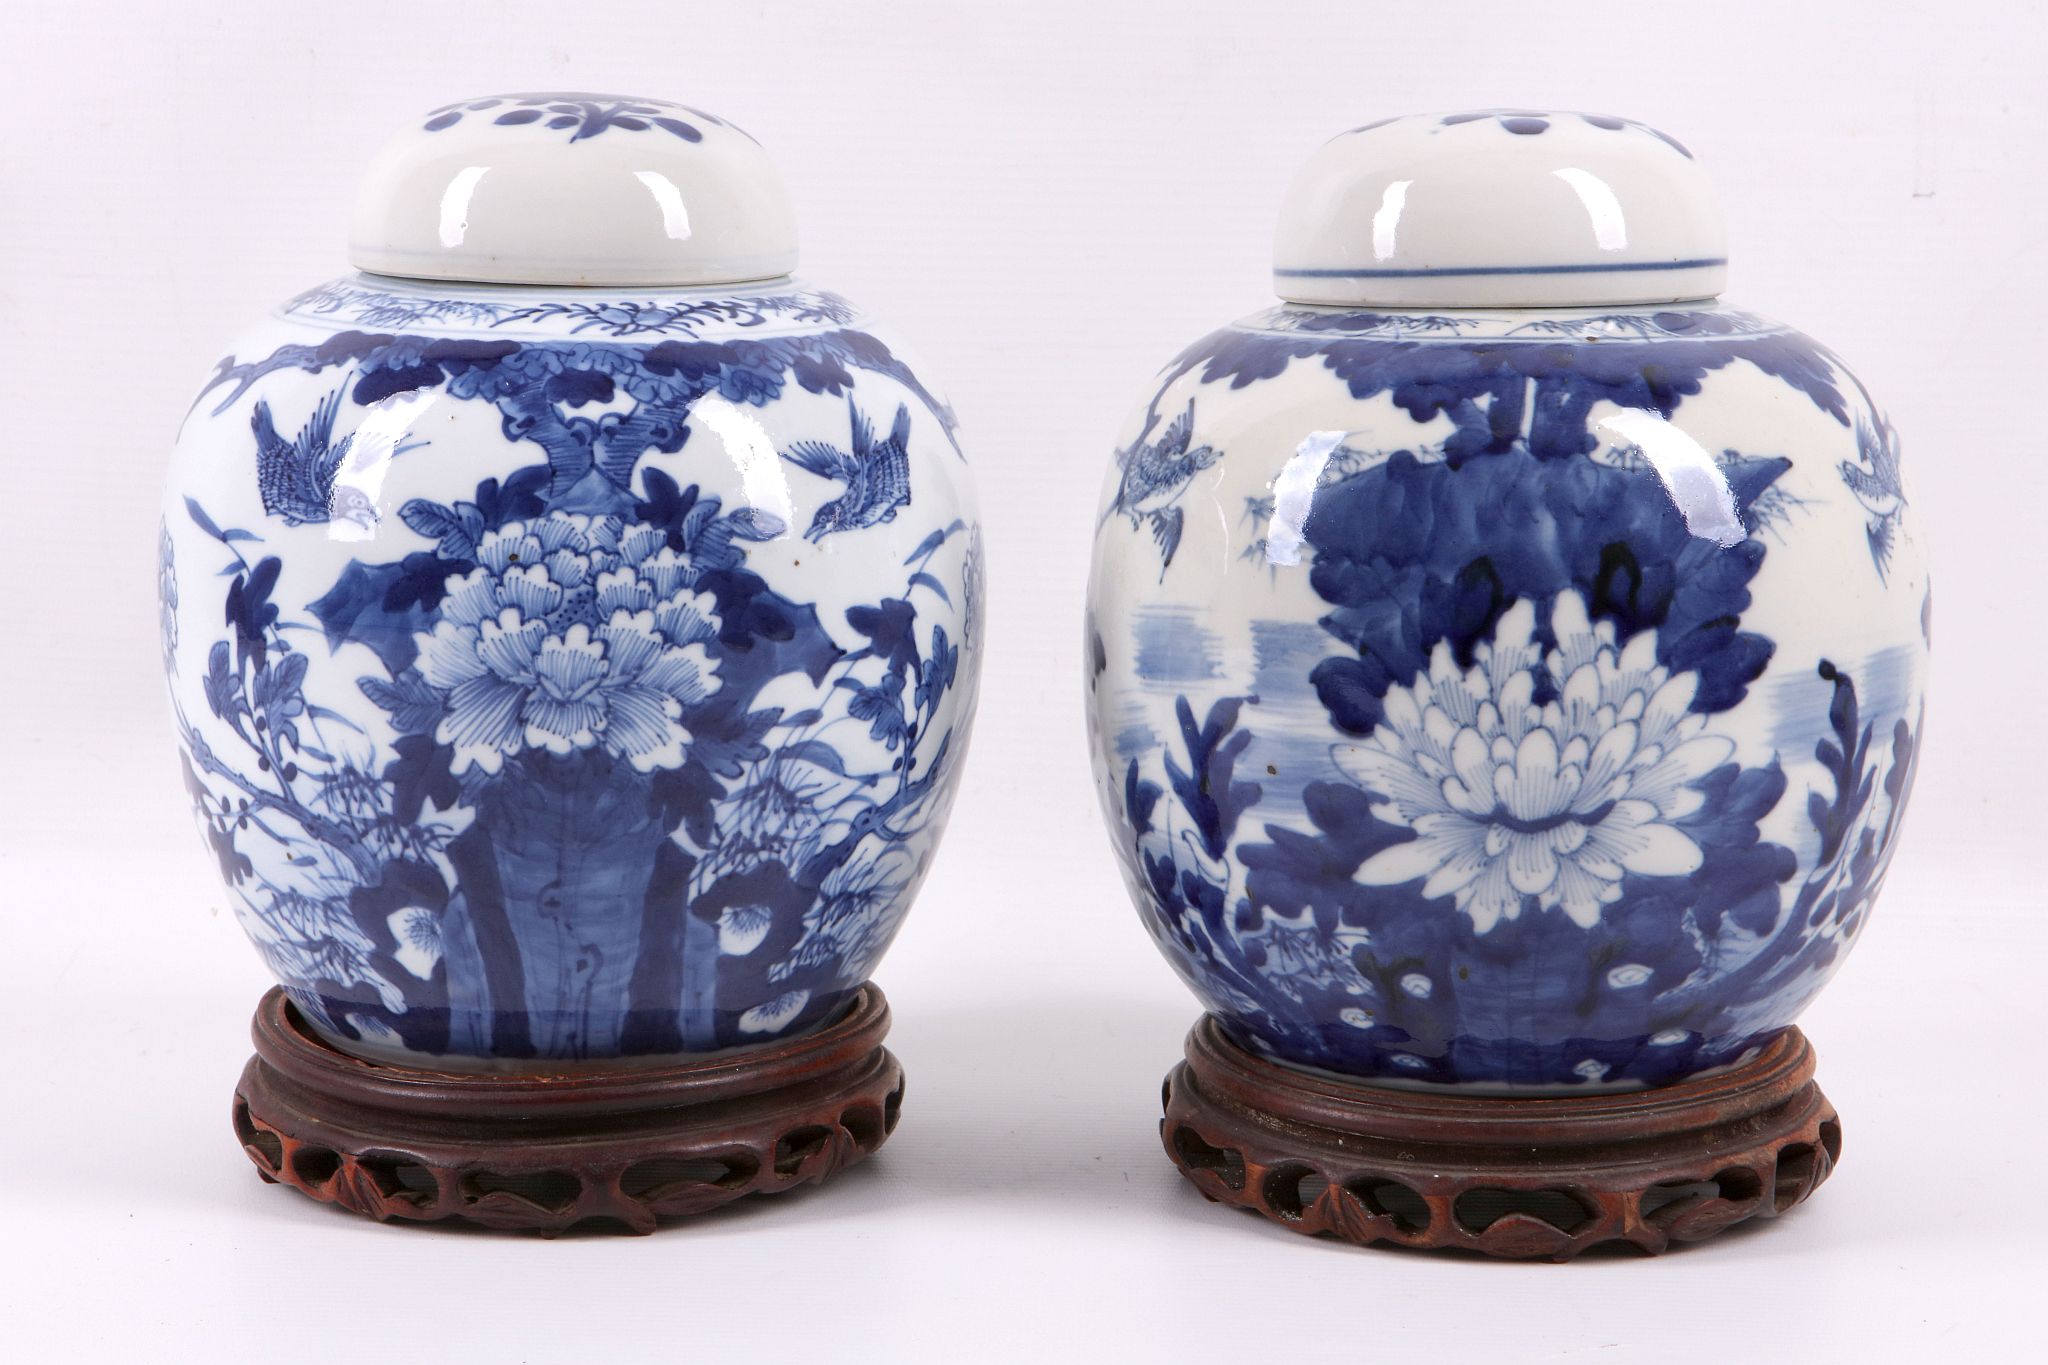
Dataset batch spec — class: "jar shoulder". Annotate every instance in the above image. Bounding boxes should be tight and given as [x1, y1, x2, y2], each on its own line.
[265, 273, 875, 344]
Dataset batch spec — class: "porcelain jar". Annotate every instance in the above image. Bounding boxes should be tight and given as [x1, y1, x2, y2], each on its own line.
[163, 94, 982, 1066]
[1086, 111, 1926, 1090]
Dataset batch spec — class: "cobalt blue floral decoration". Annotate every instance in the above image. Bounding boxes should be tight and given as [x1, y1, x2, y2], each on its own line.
[165, 94, 982, 1231]
[1085, 111, 1927, 1257]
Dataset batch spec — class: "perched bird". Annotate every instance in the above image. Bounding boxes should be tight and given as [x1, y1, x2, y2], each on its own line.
[1106, 400, 1222, 571]
[253, 387, 417, 531]
[1839, 413, 1906, 579]
[784, 397, 914, 541]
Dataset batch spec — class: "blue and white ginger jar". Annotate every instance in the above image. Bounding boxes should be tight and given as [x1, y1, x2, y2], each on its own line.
[1085, 111, 1927, 1091]
[163, 94, 983, 1065]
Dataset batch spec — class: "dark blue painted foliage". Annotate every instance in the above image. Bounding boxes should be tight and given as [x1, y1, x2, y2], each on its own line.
[1302, 444, 1789, 735]
[171, 325, 971, 1061]
[1128, 666, 1912, 1087]
[1108, 310, 1919, 1086]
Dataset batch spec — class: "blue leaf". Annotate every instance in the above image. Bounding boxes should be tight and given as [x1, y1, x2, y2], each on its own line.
[903, 528, 948, 564]
[185, 497, 224, 540]
[908, 571, 952, 605]
[399, 499, 462, 542]
[359, 671, 445, 736]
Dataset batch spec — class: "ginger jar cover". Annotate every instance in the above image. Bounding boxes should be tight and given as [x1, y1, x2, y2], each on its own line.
[163, 95, 983, 1066]
[1085, 112, 1926, 1091]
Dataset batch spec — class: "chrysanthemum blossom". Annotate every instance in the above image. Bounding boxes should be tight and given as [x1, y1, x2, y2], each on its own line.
[1337, 594, 1731, 932]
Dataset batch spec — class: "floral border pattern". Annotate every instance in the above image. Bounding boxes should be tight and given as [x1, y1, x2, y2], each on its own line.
[282, 278, 859, 339]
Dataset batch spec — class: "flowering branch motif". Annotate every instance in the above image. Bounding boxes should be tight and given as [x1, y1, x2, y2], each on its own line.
[493, 295, 857, 338]
[1339, 595, 1729, 933]
[172, 316, 977, 1062]
[174, 498, 452, 1035]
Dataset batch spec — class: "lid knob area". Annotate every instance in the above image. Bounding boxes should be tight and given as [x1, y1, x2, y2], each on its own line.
[1273, 111, 1726, 309]
[349, 93, 798, 287]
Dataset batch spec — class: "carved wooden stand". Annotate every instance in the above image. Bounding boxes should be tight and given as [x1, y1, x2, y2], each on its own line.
[233, 983, 904, 1234]
[1161, 1017, 1840, 1259]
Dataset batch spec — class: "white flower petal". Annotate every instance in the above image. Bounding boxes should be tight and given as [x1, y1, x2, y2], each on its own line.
[1448, 728, 1496, 813]
[438, 568, 501, 628]
[475, 613, 546, 683]
[1618, 822, 1706, 877]
[387, 907, 444, 980]
[1355, 832, 1458, 888]
[602, 683, 689, 772]
[1506, 831, 1561, 895]
[437, 674, 525, 768]
[718, 904, 773, 956]
[738, 989, 810, 1035]
[1551, 859, 1611, 928]
[1461, 858, 1521, 932]
[500, 564, 564, 619]
[415, 620, 488, 688]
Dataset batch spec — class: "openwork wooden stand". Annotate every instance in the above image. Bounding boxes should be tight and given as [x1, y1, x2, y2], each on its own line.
[233, 984, 904, 1234]
[1161, 1017, 1840, 1260]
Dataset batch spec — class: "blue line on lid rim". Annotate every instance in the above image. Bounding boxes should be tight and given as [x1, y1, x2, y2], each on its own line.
[1275, 258, 1727, 280]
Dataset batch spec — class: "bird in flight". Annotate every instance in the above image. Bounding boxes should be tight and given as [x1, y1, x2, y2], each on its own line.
[1106, 399, 1221, 572]
[784, 397, 914, 542]
[1839, 412, 1906, 579]
[253, 387, 420, 531]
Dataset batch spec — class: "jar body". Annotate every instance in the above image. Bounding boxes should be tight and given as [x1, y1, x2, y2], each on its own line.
[165, 274, 982, 1066]
[1086, 304, 1925, 1091]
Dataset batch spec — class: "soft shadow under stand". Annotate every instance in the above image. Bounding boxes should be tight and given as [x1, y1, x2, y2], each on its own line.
[1160, 1017, 1840, 1260]
[233, 984, 903, 1234]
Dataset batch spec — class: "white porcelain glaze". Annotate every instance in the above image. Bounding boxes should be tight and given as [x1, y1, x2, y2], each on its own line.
[1274, 111, 1726, 308]
[350, 94, 798, 286]
[1089, 112, 1925, 1092]
[164, 99, 981, 1067]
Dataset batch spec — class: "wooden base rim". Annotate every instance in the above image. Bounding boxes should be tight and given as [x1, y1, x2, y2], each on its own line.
[1161, 1016, 1840, 1260]
[233, 984, 904, 1234]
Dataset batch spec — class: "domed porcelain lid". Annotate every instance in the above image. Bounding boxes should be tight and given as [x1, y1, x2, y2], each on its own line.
[349, 93, 797, 287]
[1273, 110, 1725, 308]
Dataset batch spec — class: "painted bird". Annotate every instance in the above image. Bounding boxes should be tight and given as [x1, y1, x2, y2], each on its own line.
[785, 397, 913, 542]
[1839, 413, 1907, 579]
[1106, 399, 1222, 571]
[252, 387, 415, 531]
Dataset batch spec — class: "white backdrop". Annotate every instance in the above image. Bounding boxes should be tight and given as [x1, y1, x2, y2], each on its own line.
[3, 2, 2043, 1360]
